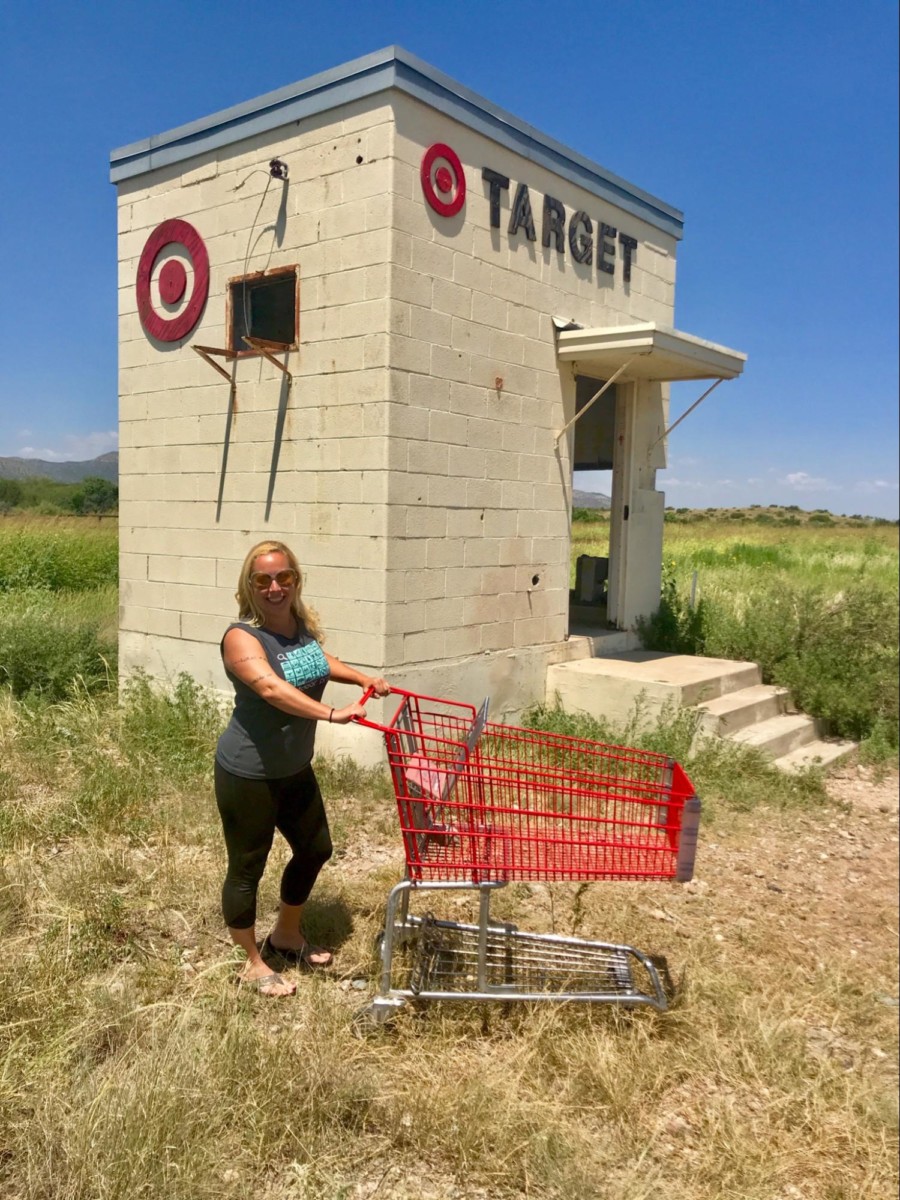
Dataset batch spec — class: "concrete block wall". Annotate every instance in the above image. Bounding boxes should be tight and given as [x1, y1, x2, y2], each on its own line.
[117, 96, 398, 692]
[379, 94, 677, 713]
[116, 81, 679, 754]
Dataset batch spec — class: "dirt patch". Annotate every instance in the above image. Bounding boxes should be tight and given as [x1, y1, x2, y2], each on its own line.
[689, 764, 898, 941]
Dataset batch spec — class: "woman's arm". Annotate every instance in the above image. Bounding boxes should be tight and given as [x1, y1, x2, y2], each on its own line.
[222, 628, 365, 725]
[323, 652, 390, 697]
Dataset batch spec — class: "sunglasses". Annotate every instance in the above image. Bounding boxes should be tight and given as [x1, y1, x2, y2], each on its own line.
[250, 569, 298, 591]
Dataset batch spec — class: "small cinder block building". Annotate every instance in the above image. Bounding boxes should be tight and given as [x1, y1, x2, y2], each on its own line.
[111, 47, 744, 760]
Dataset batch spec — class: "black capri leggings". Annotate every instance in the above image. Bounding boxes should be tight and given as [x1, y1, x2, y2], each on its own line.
[214, 761, 333, 929]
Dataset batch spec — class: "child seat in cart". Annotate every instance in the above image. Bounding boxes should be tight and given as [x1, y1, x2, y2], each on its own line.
[355, 688, 700, 1026]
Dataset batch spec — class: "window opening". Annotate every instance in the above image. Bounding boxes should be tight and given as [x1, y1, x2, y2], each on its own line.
[228, 268, 298, 354]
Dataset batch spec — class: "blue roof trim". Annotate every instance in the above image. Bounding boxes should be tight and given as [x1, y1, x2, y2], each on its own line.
[110, 46, 684, 239]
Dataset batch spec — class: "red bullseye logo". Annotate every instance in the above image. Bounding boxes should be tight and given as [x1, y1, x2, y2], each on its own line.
[421, 143, 466, 217]
[136, 219, 209, 342]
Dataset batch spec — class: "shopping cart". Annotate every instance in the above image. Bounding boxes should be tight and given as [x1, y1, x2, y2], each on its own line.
[354, 687, 700, 1025]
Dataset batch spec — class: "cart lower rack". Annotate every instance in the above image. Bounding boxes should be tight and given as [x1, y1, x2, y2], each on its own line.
[356, 688, 699, 1025]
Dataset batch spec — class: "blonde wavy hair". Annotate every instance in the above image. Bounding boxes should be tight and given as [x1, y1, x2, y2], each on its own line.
[235, 540, 324, 641]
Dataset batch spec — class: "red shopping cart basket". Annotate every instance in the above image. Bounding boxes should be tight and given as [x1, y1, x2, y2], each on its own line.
[366, 687, 699, 887]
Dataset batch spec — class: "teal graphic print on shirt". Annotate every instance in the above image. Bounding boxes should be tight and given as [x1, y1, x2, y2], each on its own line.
[277, 642, 329, 691]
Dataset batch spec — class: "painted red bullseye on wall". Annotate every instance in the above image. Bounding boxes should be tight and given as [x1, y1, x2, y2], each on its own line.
[158, 259, 188, 305]
[421, 143, 466, 217]
[136, 219, 209, 342]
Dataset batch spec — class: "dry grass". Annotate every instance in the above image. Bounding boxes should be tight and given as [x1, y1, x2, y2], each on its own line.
[0, 686, 897, 1200]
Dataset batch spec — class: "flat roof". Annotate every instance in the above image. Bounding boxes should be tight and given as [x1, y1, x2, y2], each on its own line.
[109, 46, 684, 240]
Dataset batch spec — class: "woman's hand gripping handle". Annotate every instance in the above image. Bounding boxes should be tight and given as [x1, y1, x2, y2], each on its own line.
[351, 681, 393, 731]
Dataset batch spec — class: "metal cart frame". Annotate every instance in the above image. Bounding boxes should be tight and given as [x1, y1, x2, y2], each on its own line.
[356, 688, 700, 1024]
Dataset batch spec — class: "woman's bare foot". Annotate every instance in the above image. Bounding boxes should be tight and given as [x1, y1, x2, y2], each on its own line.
[238, 962, 296, 997]
[264, 934, 334, 969]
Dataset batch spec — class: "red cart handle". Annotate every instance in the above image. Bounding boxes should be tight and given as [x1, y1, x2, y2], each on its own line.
[352, 684, 395, 733]
[351, 685, 482, 735]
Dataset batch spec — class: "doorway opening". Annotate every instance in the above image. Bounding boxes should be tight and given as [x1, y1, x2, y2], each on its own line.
[570, 374, 619, 636]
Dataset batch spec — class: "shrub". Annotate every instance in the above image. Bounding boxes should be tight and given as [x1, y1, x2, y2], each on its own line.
[71, 476, 118, 515]
[0, 590, 116, 700]
[0, 480, 23, 507]
[12, 477, 83, 511]
[0, 526, 117, 591]
[638, 569, 706, 656]
[641, 578, 898, 749]
[119, 671, 225, 786]
[774, 587, 899, 742]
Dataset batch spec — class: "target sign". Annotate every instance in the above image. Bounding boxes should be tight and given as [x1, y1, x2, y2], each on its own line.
[136, 219, 209, 342]
[421, 143, 466, 217]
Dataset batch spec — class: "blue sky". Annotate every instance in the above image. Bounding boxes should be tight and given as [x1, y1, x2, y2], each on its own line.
[0, 0, 897, 517]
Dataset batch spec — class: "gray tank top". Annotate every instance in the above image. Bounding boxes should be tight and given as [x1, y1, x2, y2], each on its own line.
[215, 622, 330, 779]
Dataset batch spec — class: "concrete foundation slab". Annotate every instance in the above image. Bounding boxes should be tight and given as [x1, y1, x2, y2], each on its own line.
[546, 651, 761, 728]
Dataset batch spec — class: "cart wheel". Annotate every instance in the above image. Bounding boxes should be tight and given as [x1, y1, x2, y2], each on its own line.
[648, 954, 678, 1005]
[352, 996, 405, 1035]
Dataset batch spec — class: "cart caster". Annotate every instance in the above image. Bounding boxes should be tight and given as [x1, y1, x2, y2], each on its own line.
[353, 995, 406, 1034]
[648, 954, 680, 1007]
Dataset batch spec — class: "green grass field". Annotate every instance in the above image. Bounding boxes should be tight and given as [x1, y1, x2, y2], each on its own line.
[1, 509, 896, 746]
[0, 516, 118, 700]
[573, 514, 899, 751]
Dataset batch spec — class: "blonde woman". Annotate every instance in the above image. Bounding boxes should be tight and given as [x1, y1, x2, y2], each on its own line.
[215, 540, 390, 997]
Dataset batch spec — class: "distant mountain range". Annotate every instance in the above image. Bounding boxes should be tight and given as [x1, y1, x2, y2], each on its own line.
[572, 488, 611, 509]
[0, 451, 118, 484]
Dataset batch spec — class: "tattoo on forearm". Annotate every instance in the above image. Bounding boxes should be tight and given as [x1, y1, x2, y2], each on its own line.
[249, 673, 268, 685]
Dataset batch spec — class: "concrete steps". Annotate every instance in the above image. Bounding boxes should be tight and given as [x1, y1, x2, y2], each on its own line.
[731, 712, 825, 759]
[770, 738, 858, 773]
[694, 683, 790, 736]
[546, 651, 857, 773]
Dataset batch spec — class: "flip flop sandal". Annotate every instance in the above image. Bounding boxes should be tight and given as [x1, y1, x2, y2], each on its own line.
[262, 935, 334, 970]
[239, 970, 295, 997]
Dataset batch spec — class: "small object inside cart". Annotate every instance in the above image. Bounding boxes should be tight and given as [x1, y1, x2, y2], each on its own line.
[401, 696, 489, 845]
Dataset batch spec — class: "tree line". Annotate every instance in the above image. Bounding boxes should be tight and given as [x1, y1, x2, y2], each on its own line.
[0, 476, 118, 516]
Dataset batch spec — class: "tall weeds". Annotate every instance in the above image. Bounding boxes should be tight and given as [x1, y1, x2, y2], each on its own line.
[0, 586, 117, 700]
[523, 698, 829, 816]
[640, 577, 898, 748]
[0, 522, 117, 591]
[573, 518, 899, 752]
[0, 519, 118, 701]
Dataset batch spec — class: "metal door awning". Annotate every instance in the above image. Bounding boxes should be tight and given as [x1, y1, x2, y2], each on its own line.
[556, 322, 746, 382]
